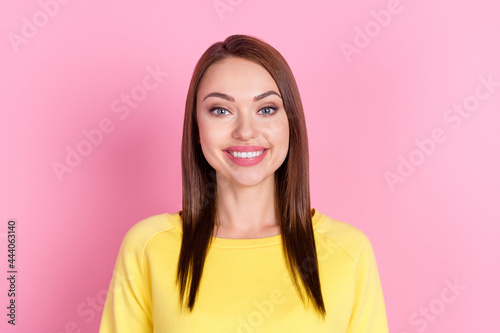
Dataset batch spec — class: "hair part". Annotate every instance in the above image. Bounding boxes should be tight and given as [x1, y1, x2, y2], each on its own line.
[177, 34, 326, 319]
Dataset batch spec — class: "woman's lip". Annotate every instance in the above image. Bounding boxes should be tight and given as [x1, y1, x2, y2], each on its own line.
[224, 149, 268, 166]
[224, 145, 267, 152]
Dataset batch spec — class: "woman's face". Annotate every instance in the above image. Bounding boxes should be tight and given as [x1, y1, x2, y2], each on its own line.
[196, 57, 290, 188]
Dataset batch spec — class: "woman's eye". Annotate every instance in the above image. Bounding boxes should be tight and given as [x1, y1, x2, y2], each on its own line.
[259, 106, 277, 115]
[210, 107, 229, 116]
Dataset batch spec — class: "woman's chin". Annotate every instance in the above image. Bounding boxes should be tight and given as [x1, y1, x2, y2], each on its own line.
[223, 172, 274, 189]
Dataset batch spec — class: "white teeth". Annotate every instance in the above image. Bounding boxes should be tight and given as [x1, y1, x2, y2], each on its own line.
[229, 150, 265, 158]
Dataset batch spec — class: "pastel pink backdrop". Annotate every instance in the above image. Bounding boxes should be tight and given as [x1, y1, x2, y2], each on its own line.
[1, 0, 499, 332]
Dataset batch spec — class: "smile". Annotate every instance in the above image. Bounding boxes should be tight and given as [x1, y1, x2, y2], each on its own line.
[227, 150, 265, 158]
[223, 148, 268, 167]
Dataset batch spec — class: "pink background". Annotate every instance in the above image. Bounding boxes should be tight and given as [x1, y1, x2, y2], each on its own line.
[1, 0, 499, 332]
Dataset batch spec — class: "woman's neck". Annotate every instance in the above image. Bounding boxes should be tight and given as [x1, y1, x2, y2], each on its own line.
[214, 173, 278, 237]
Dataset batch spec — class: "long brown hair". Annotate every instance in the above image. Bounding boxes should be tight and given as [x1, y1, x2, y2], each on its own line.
[177, 34, 326, 318]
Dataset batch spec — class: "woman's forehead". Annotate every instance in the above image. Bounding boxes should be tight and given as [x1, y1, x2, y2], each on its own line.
[197, 57, 279, 101]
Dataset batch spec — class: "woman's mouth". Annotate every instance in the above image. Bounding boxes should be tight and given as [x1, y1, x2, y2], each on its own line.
[223, 148, 269, 166]
[226, 150, 266, 159]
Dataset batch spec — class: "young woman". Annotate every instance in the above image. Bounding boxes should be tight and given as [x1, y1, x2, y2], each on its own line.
[99, 34, 389, 332]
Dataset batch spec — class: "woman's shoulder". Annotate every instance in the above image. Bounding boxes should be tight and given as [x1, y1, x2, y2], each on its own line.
[118, 211, 179, 252]
[314, 210, 377, 261]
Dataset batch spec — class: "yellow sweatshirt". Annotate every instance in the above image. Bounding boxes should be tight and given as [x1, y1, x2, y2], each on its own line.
[99, 209, 389, 332]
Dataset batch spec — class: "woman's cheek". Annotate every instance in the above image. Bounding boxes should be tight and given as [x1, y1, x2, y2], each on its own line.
[269, 113, 289, 135]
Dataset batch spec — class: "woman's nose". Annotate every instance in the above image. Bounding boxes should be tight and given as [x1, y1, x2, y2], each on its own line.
[232, 112, 257, 141]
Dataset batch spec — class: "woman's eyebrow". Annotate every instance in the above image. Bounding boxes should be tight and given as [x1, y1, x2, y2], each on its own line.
[203, 92, 234, 102]
[254, 90, 282, 101]
[202, 90, 282, 102]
